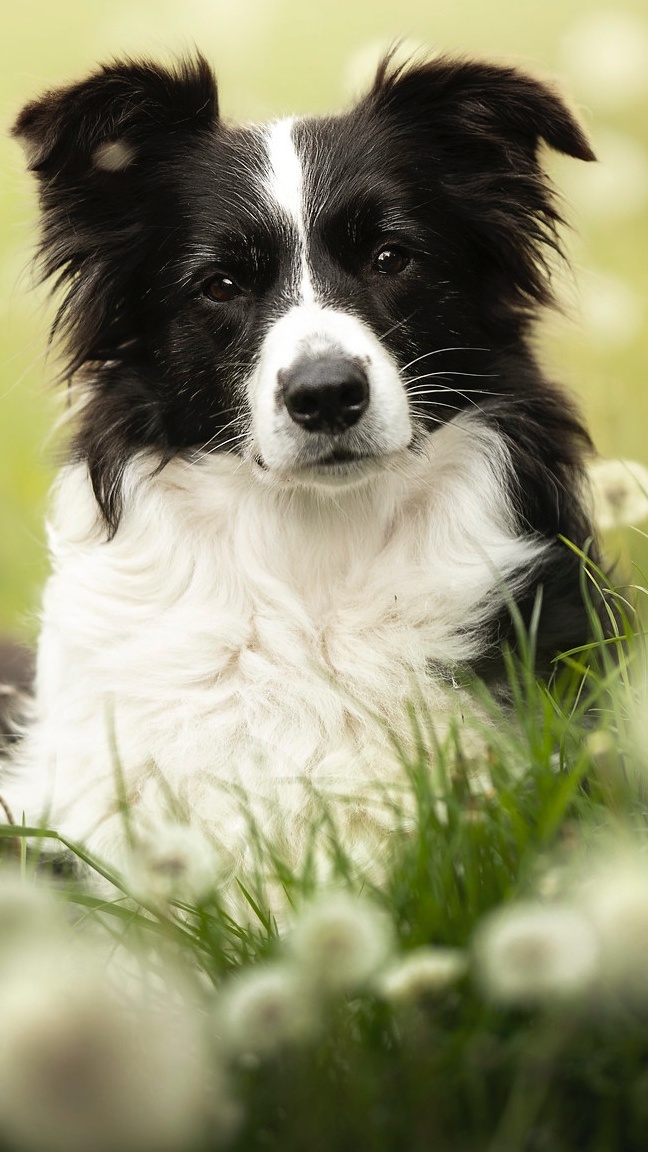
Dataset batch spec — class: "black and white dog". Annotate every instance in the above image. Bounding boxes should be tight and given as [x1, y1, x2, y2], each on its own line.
[4, 52, 602, 875]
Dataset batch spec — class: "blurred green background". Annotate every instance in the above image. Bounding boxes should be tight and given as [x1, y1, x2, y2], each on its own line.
[2, 0, 647, 639]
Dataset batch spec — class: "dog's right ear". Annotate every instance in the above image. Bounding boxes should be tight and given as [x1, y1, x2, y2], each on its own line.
[12, 55, 218, 175]
[12, 57, 219, 379]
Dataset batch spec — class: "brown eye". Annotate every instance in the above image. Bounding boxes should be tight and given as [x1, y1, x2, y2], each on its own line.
[374, 247, 409, 276]
[204, 273, 242, 302]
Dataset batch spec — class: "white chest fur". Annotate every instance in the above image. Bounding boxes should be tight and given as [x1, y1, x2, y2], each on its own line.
[6, 415, 544, 872]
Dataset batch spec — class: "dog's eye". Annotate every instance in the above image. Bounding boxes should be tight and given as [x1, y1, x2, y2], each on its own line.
[203, 273, 243, 302]
[374, 247, 409, 276]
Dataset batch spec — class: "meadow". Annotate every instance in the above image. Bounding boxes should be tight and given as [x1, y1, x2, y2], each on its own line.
[1, 3, 648, 1150]
[2, 590, 648, 1152]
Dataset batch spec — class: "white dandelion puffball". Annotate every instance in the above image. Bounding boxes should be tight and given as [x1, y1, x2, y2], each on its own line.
[125, 820, 223, 904]
[0, 870, 66, 948]
[585, 729, 617, 769]
[473, 901, 600, 1006]
[587, 458, 648, 530]
[377, 947, 467, 1003]
[218, 963, 319, 1057]
[578, 271, 643, 349]
[0, 945, 218, 1152]
[577, 853, 648, 999]
[561, 11, 648, 110]
[287, 892, 394, 991]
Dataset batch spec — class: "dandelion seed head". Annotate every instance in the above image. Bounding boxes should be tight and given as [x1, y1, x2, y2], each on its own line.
[473, 902, 600, 1006]
[377, 947, 467, 1003]
[577, 853, 648, 998]
[579, 272, 643, 349]
[288, 892, 394, 991]
[0, 871, 65, 950]
[536, 866, 566, 901]
[218, 963, 318, 1057]
[561, 11, 648, 110]
[564, 130, 648, 223]
[125, 821, 222, 904]
[586, 730, 617, 762]
[0, 940, 219, 1152]
[588, 458, 648, 530]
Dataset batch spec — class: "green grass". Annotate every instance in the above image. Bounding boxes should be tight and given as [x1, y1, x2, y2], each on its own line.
[1, 585, 648, 1152]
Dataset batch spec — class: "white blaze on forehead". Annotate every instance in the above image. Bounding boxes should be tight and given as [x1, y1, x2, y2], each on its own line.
[262, 117, 316, 303]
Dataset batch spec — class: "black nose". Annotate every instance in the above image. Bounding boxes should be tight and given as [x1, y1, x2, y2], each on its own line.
[281, 355, 370, 434]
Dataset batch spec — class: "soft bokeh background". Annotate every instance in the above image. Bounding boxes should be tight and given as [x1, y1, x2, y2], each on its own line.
[2, 0, 647, 638]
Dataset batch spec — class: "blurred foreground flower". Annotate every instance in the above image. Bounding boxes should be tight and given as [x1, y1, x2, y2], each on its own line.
[561, 10, 648, 110]
[473, 902, 600, 1006]
[576, 850, 648, 1001]
[563, 130, 648, 224]
[125, 820, 224, 905]
[579, 271, 643, 349]
[0, 875, 236, 1152]
[0, 870, 66, 948]
[287, 891, 394, 992]
[588, 458, 648, 530]
[218, 963, 318, 1058]
[377, 946, 467, 1003]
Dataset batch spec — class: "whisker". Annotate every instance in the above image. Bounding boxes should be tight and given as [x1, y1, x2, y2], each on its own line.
[406, 384, 498, 417]
[409, 398, 468, 414]
[191, 416, 244, 455]
[406, 387, 501, 401]
[411, 389, 488, 414]
[409, 407, 447, 429]
[400, 346, 491, 373]
[426, 386, 509, 397]
[193, 431, 248, 459]
[232, 450, 252, 477]
[190, 418, 247, 459]
[405, 370, 498, 385]
[404, 371, 505, 403]
[376, 312, 417, 343]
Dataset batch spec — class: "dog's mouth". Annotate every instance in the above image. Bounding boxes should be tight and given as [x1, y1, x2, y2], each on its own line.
[253, 447, 379, 481]
[307, 448, 368, 468]
[252, 443, 416, 485]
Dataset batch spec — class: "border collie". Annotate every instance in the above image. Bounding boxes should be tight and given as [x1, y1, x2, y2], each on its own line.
[3, 52, 602, 880]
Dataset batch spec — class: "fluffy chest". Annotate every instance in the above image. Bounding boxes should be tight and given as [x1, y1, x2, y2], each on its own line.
[44, 474, 454, 734]
[9, 416, 547, 856]
[38, 419, 542, 779]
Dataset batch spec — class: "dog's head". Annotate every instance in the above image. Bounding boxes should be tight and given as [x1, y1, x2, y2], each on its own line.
[14, 53, 593, 531]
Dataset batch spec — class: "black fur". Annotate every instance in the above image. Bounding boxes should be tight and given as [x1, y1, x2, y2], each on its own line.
[13, 52, 605, 665]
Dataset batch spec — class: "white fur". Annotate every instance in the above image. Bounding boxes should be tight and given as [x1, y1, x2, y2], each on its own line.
[262, 118, 315, 303]
[250, 304, 412, 476]
[5, 414, 545, 883]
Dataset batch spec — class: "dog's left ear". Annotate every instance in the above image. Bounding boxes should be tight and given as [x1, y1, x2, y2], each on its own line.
[366, 56, 594, 314]
[368, 55, 595, 165]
